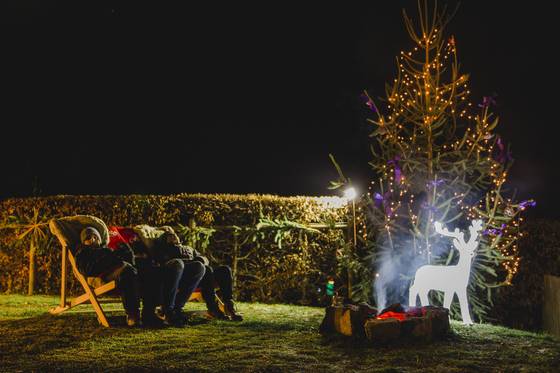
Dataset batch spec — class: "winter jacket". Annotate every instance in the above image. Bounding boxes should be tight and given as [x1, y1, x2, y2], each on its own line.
[74, 243, 135, 277]
[150, 241, 209, 266]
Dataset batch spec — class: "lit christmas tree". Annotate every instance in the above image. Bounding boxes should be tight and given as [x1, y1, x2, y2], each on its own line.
[337, 1, 535, 320]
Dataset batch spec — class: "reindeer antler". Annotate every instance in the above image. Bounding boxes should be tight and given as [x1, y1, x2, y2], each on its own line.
[470, 219, 483, 232]
[464, 219, 484, 248]
[434, 221, 461, 239]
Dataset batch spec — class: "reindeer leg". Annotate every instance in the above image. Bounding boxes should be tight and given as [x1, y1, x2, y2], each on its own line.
[443, 291, 453, 310]
[409, 285, 418, 307]
[457, 288, 473, 325]
[419, 290, 430, 307]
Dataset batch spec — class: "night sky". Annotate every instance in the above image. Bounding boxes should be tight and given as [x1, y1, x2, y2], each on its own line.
[1, 1, 558, 218]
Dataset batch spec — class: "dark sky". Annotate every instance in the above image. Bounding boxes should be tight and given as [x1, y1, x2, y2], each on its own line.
[1, 1, 558, 218]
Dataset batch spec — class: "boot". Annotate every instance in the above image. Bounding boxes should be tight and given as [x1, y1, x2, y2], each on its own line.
[126, 311, 141, 327]
[223, 300, 243, 321]
[206, 305, 229, 321]
[172, 309, 190, 325]
[142, 309, 164, 328]
[162, 310, 186, 327]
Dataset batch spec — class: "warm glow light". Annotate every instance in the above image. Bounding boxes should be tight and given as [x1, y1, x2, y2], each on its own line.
[344, 187, 357, 200]
[316, 196, 347, 209]
[409, 219, 483, 325]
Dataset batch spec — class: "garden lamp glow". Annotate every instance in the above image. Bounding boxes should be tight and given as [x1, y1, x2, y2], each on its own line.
[344, 187, 357, 201]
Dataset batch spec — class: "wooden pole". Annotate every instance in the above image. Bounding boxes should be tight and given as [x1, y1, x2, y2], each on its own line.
[543, 274, 560, 337]
[232, 230, 239, 293]
[347, 200, 357, 300]
[27, 239, 36, 296]
[352, 200, 357, 248]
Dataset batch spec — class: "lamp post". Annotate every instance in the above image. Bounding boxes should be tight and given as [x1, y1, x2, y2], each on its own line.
[344, 187, 358, 299]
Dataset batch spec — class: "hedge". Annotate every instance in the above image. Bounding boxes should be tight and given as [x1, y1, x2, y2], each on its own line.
[489, 219, 560, 331]
[0, 194, 349, 305]
[2, 194, 558, 331]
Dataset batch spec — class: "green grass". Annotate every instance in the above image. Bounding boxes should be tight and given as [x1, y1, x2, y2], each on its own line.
[0, 295, 558, 372]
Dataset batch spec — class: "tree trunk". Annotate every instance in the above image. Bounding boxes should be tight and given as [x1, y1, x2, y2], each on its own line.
[28, 240, 37, 296]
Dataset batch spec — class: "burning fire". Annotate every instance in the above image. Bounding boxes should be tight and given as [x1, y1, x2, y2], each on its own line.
[376, 305, 427, 322]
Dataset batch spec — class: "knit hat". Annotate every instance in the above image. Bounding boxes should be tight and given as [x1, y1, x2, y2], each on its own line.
[80, 226, 101, 244]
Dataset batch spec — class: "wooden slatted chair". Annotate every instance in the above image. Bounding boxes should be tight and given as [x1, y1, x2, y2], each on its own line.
[48, 215, 117, 327]
[48, 217, 224, 327]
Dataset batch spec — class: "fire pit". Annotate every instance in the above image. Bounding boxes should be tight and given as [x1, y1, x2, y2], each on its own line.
[319, 303, 450, 343]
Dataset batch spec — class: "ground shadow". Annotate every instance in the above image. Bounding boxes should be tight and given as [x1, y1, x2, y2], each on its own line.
[0, 311, 142, 364]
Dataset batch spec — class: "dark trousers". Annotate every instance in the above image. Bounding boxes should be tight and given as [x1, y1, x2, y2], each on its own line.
[199, 265, 234, 311]
[137, 263, 163, 315]
[162, 259, 206, 314]
[115, 263, 141, 315]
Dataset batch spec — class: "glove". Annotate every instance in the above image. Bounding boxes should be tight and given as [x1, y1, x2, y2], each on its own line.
[178, 245, 194, 261]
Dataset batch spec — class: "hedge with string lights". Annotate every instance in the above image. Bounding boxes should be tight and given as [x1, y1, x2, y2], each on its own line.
[0, 193, 347, 304]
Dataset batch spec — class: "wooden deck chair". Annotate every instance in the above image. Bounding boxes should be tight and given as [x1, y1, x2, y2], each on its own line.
[49, 215, 117, 327]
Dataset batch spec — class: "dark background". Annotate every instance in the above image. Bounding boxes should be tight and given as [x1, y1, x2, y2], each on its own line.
[0, 1, 557, 218]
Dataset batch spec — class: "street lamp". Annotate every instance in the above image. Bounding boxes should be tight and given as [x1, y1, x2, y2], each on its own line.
[344, 187, 357, 201]
[344, 187, 358, 299]
[344, 187, 358, 248]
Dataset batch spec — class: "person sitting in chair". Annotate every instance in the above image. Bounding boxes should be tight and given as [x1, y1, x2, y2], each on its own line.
[76, 227, 141, 327]
[115, 234, 166, 328]
[142, 229, 206, 327]
[157, 230, 243, 321]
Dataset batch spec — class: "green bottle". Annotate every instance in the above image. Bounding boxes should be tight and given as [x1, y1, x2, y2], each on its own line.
[326, 277, 335, 297]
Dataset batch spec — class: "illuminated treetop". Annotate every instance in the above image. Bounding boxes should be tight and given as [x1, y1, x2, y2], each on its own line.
[341, 0, 535, 319]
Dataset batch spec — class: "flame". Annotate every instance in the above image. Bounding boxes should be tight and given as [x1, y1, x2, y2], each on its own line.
[376, 311, 407, 321]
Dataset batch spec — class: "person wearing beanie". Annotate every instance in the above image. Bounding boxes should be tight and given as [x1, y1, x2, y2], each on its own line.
[76, 226, 141, 327]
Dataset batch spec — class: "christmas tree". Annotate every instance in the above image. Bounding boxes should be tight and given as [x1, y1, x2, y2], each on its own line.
[335, 1, 535, 320]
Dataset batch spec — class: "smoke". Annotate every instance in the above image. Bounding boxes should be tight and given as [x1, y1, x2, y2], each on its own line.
[373, 243, 420, 311]
[372, 228, 451, 311]
[369, 184, 479, 310]
[373, 248, 399, 311]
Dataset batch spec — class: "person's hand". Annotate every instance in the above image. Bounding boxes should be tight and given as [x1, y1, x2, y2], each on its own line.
[193, 255, 209, 266]
[179, 246, 193, 260]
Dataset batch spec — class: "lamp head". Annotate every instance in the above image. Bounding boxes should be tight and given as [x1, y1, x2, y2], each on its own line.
[344, 187, 357, 200]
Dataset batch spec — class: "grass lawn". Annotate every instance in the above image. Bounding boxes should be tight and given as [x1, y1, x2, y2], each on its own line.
[0, 295, 559, 372]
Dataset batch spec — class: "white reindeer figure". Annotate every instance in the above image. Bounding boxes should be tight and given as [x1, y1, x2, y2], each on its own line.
[408, 219, 483, 325]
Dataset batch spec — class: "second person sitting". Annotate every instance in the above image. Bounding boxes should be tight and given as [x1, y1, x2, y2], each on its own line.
[157, 229, 243, 321]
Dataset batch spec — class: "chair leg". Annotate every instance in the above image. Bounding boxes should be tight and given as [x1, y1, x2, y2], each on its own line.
[76, 275, 110, 327]
[51, 244, 69, 314]
[50, 281, 117, 315]
[76, 282, 118, 309]
[60, 244, 67, 308]
[188, 291, 203, 302]
[216, 294, 225, 313]
[68, 254, 111, 327]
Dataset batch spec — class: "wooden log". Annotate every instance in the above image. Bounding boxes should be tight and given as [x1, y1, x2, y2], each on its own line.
[427, 307, 450, 337]
[319, 304, 376, 337]
[364, 307, 449, 343]
[364, 318, 401, 343]
[321, 304, 449, 342]
[543, 274, 560, 337]
[319, 306, 358, 336]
